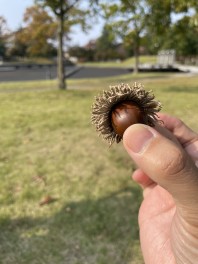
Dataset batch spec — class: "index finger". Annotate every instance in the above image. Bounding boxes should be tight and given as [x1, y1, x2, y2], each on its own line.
[157, 113, 198, 166]
[157, 113, 198, 147]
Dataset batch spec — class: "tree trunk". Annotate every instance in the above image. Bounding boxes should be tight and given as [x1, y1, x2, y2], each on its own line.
[57, 9, 66, 89]
[134, 48, 139, 74]
[133, 33, 140, 74]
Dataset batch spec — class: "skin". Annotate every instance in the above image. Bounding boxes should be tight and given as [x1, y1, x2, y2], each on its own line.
[123, 113, 198, 264]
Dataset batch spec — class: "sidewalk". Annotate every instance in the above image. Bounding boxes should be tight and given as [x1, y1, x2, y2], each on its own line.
[176, 64, 198, 74]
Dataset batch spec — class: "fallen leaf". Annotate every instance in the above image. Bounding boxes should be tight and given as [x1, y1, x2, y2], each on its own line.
[39, 195, 57, 206]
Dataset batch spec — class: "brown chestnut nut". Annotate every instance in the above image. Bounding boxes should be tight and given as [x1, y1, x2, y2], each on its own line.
[111, 101, 143, 137]
[91, 82, 161, 145]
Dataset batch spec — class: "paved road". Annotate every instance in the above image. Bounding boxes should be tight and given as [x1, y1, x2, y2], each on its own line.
[175, 64, 198, 74]
[0, 66, 131, 82]
[0, 64, 193, 82]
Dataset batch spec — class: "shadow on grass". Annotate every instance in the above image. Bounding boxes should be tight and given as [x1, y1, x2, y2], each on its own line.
[0, 187, 143, 264]
[165, 86, 198, 93]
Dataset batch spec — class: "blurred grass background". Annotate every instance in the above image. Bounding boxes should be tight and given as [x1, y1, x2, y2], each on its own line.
[79, 55, 157, 67]
[0, 73, 197, 264]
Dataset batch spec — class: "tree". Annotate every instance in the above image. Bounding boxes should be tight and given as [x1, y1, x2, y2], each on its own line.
[8, 27, 28, 57]
[68, 42, 96, 62]
[0, 16, 9, 57]
[36, 0, 95, 89]
[145, 0, 198, 54]
[95, 24, 118, 61]
[163, 15, 198, 57]
[171, 0, 198, 13]
[99, 0, 148, 73]
[144, 0, 172, 53]
[16, 6, 57, 58]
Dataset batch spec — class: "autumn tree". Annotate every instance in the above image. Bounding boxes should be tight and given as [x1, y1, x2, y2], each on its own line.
[8, 27, 28, 57]
[17, 6, 57, 57]
[36, 0, 95, 89]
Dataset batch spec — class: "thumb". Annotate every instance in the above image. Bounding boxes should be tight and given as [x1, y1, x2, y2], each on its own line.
[123, 124, 198, 212]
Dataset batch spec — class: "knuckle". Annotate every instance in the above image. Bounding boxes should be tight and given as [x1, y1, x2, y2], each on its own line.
[161, 148, 187, 176]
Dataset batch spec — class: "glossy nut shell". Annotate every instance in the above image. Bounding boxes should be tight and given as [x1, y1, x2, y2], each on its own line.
[111, 101, 143, 137]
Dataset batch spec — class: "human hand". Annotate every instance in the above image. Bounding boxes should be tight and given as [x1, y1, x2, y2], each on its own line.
[123, 113, 198, 264]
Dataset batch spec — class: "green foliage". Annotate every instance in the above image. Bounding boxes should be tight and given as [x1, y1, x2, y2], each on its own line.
[99, 0, 198, 59]
[36, 0, 91, 23]
[162, 15, 198, 56]
[100, 1, 147, 39]
[36, 0, 79, 16]
[95, 24, 119, 61]
[68, 45, 95, 61]
[0, 40, 6, 57]
[172, 0, 198, 13]
[99, 0, 150, 71]
[68, 23, 128, 62]
[146, 0, 172, 44]
[145, 0, 198, 55]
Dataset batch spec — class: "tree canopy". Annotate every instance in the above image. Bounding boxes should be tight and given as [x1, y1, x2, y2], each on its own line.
[17, 6, 57, 57]
[98, 0, 150, 72]
[1, 0, 197, 70]
[35, 0, 95, 89]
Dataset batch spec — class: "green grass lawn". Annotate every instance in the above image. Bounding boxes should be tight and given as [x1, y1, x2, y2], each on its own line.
[79, 55, 157, 68]
[0, 74, 197, 264]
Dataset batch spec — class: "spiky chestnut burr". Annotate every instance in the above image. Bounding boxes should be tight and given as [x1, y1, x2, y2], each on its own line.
[91, 82, 162, 145]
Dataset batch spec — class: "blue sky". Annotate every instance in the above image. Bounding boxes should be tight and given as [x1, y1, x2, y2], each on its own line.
[0, 0, 103, 46]
[0, 0, 33, 30]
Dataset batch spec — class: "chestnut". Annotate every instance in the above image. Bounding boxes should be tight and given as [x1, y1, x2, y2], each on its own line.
[111, 101, 143, 137]
[91, 82, 161, 145]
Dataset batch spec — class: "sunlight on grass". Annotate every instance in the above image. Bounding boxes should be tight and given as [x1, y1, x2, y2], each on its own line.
[0, 74, 197, 263]
[79, 55, 157, 68]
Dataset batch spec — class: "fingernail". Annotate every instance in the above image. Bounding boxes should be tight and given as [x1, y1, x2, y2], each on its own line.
[125, 125, 155, 154]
